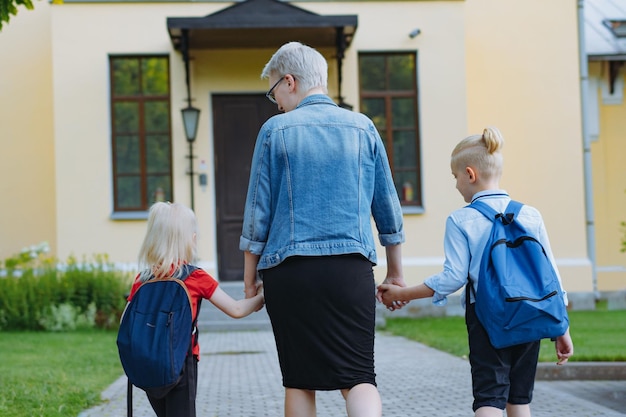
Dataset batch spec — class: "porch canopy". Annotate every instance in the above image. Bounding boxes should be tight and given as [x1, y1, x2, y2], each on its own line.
[167, 0, 358, 50]
[167, 0, 358, 106]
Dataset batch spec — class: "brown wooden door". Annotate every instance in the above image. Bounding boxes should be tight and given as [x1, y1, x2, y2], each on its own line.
[212, 94, 278, 281]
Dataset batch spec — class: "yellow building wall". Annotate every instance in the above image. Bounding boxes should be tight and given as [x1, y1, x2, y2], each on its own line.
[589, 61, 626, 291]
[0, 2, 57, 260]
[45, 1, 468, 278]
[463, 0, 592, 292]
[1, 1, 595, 294]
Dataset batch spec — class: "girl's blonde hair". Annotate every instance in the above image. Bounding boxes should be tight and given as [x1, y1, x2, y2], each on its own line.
[451, 126, 504, 181]
[138, 202, 197, 282]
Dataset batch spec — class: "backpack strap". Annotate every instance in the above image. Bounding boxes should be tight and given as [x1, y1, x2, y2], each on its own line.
[469, 199, 524, 225]
[466, 199, 525, 302]
[179, 264, 202, 350]
[504, 200, 524, 222]
[468, 200, 499, 222]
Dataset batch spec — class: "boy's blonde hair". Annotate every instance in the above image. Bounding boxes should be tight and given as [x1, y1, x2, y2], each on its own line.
[451, 126, 504, 181]
[138, 202, 197, 281]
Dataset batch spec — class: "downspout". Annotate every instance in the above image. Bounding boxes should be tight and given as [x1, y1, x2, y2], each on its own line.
[335, 27, 353, 110]
[181, 29, 192, 108]
[577, 0, 598, 296]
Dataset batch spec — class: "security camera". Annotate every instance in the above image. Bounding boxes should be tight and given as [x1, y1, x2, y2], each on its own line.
[409, 28, 421, 39]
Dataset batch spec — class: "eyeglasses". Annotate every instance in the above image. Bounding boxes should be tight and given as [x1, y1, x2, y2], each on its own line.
[266, 77, 284, 104]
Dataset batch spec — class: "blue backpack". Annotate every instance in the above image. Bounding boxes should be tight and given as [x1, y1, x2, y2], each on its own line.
[468, 200, 569, 349]
[117, 264, 200, 399]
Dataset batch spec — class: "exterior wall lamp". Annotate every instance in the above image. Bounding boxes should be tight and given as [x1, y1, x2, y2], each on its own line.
[181, 105, 200, 143]
[181, 105, 200, 211]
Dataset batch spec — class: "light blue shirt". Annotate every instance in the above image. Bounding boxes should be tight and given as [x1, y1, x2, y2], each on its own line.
[240, 94, 405, 270]
[424, 190, 567, 307]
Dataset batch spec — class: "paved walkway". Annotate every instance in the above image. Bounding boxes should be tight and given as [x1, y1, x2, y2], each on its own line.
[80, 331, 625, 417]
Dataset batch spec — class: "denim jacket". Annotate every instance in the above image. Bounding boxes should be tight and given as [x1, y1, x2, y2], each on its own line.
[239, 94, 404, 270]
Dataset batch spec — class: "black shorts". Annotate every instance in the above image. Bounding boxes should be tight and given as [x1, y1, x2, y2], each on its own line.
[261, 254, 377, 390]
[465, 302, 540, 411]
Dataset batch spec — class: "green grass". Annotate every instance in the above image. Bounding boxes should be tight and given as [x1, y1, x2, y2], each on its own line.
[382, 308, 626, 362]
[0, 330, 122, 417]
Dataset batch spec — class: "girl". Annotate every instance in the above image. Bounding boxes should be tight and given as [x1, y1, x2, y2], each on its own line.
[127, 202, 264, 417]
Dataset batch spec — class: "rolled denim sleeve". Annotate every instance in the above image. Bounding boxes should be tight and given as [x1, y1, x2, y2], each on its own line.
[239, 129, 272, 255]
[370, 126, 405, 246]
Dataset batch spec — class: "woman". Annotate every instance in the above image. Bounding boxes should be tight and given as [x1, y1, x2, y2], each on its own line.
[240, 42, 405, 417]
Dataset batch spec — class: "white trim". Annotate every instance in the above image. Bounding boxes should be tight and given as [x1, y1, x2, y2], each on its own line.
[596, 265, 626, 272]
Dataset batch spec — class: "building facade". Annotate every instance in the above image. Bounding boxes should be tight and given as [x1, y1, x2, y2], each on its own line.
[3, 0, 621, 294]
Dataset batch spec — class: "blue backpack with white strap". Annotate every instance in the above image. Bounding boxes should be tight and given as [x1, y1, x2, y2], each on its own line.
[117, 264, 200, 400]
[469, 200, 569, 349]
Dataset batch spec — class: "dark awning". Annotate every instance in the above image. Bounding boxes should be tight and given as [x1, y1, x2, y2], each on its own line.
[167, 0, 358, 50]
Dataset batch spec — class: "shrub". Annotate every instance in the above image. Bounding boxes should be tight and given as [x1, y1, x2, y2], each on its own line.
[0, 243, 130, 331]
[39, 302, 97, 331]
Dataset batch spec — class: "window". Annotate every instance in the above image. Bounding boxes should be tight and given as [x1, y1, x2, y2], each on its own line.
[359, 52, 421, 208]
[603, 19, 626, 38]
[110, 55, 172, 212]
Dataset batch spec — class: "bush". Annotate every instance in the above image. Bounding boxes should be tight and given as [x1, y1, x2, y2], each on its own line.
[39, 302, 97, 331]
[0, 243, 131, 331]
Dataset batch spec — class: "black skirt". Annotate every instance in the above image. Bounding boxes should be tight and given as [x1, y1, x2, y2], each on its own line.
[261, 254, 377, 390]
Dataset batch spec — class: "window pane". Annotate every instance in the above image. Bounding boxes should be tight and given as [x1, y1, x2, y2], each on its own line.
[116, 176, 141, 209]
[142, 58, 169, 95]
[115, 135, 140, 174]
[146, 134, 171, 174]
[112, 59, 140, 96]
[359, 52, 421, 207]
[359, 55, 386, 91]
[145, 101, 169, 133]
[393, 131, 417, 169]
[392, 98, 415, 128]
[388, 55, 415, 90]
[148, 175, 172, 203]
[114, 102, 139, 134]
[111, 55, 172, 212]
[394, 171, 419, 203]
[361, 98, 386, 130]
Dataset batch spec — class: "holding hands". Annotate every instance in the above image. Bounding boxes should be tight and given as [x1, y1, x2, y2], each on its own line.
[377, 281, 436, 312]
[377, 281, 406, 311]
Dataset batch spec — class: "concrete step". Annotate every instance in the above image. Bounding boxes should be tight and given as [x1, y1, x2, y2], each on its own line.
[536, 361, 626, 380]
[198, 281, 272, 331]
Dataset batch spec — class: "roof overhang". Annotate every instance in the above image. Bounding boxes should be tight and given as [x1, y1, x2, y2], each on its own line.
[588, 54, 626, 61]
[167, 0, 358, 50]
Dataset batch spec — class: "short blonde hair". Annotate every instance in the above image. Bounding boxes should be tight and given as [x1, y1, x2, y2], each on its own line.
[451, 126, 504, 181]
[138, 202, 197, 281]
